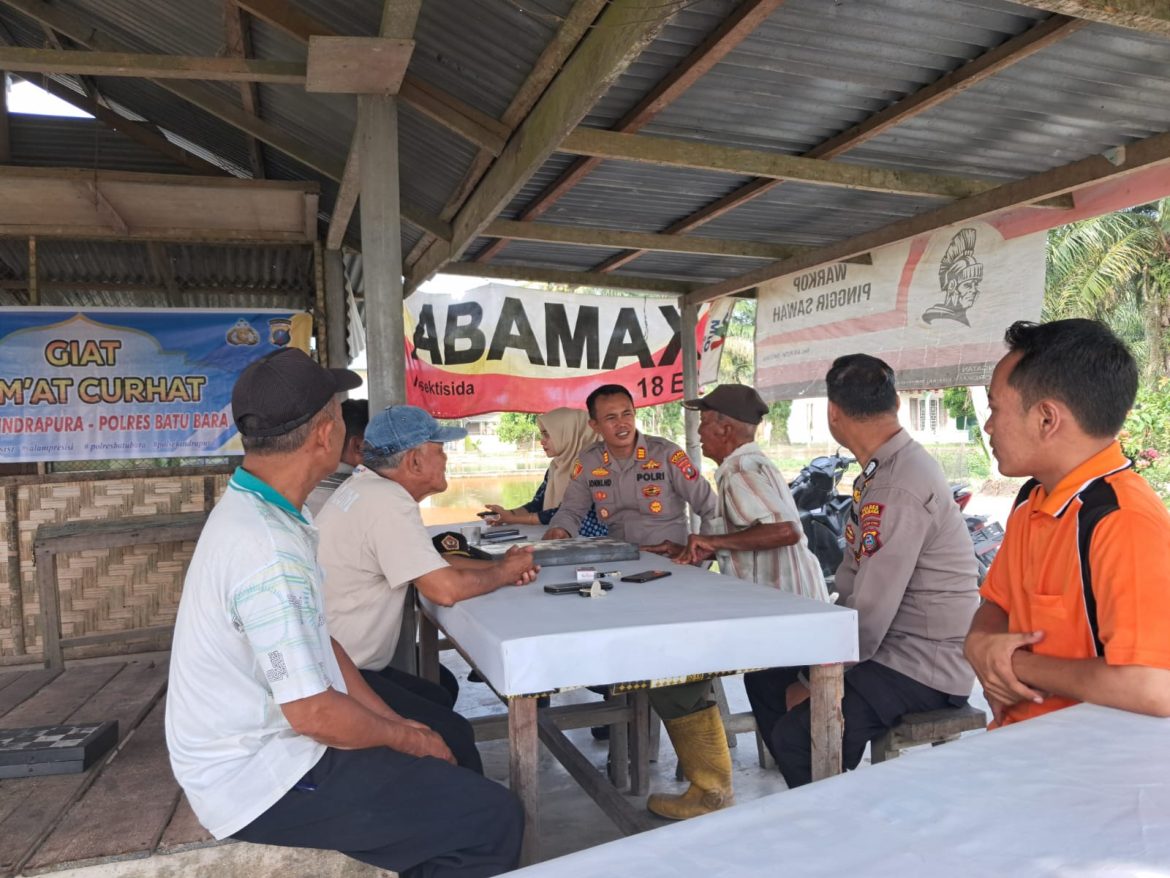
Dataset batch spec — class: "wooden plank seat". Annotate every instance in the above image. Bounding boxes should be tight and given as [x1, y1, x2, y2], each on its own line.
[33, 513, 207, 670]
[870, 704, 988, 764]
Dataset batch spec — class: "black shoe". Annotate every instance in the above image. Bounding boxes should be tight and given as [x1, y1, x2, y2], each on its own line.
[467, 669, 485, 683]
[591, 725, 610, 741]
[537, 696, 550, 709]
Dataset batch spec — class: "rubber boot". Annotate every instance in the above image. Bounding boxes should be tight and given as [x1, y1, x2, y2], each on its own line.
[646, 705, 734, 820]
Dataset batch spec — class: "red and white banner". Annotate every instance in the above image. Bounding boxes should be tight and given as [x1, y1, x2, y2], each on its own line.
[404, 283, 708, 417]
[755, 220, 1047, 400]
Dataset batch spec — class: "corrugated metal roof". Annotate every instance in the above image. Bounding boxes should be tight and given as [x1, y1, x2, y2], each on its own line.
[0, 0, 1167, 304]
[7, 113, 195, 174]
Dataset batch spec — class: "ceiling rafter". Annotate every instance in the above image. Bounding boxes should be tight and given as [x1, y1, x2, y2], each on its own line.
[1007, 1, 1170, 36]
[0, 0, 345, 180]
[592, 12, 1086, 274]
[481, 218, 875, 263]
[10, 74, 231, 177]
[234, 0, 507, 153]
[559, 128, 1005, 200]
[473, 0, 787, 265]
[404, 0, 687, 294]
[0, 45, 307, 82]
[438, 261, 697, 295]
[223, 1, 266, 179]
[402, 0, 607, 273]
[685, 128, 1170, 304]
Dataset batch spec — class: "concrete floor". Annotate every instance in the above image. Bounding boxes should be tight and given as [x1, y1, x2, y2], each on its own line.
[446, 650, 992, 865]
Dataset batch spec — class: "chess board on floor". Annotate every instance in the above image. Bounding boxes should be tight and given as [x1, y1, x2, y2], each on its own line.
[0, 721, 118, 778]
[476, 537, 640, 566]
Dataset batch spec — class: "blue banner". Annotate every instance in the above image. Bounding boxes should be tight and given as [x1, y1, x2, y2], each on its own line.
[0, 308, 312, 462]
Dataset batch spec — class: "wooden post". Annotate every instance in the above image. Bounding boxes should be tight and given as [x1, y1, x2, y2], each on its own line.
[34, 546, 62, 669]
[324, 248, 349, 368]
[628, 689, 651, 796]
[606, 692, 629, 790]
[312, 239, 327, 363]
[680, 299, 701, 531]
[27, 236, 38, 305]
[809, 662, 845, 781]
[418, 609, 440, 684]
[508, 695, 541, 866]
[0, 72, 10, 163]
[4, 486, 25, 656]
[357, 94, 405, 411]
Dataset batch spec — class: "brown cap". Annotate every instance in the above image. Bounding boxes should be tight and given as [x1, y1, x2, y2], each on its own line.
[683, 384, 769, 425]
[232, 348, 362, 438]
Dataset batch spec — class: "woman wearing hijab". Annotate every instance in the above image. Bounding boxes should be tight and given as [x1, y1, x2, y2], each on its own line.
[484, 407, 607, 537]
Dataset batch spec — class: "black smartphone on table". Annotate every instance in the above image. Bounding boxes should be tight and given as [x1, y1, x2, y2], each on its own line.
[620, 570, 672, 583]
[543, 581, 614, 595]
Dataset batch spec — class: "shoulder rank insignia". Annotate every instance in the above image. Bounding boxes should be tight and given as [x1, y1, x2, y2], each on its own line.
[571, 461, 583, 480]
[602, 450, 611, 466]
[636, 447, 647, 460]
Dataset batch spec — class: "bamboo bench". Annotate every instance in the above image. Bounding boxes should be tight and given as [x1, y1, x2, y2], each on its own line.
[33, 513, 207, 670]
[871, 704, 988, 763]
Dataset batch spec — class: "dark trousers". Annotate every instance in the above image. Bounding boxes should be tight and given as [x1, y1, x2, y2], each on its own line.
[233, 746, 523, 878]
[361, 666, 482, 774]
[744, 661, 965, 789]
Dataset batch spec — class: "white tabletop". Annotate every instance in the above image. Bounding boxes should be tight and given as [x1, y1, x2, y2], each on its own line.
[421, 523, 858, 696]
[511, 703, 1170, 877]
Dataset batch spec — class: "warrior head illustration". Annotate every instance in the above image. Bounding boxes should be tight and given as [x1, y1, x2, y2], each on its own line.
[922, 228, 983, 326]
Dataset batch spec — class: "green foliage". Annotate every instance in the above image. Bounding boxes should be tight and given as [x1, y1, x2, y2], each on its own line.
[766, 399, 791, 444]
[1121, 378, 1170, 496]
[497, 412, 540, 448]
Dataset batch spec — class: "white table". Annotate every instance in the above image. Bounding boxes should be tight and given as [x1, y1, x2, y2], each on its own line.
[418, 526, 858, 863]
[509, 703, 1170, 877]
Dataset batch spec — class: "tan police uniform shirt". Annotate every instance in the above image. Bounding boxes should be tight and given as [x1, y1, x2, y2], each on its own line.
[548, 433, 716, 546]
[835, 429, 978, 696]
[315, 467, 448, 671]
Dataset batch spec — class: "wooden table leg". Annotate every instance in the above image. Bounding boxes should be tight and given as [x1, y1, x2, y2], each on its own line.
[418, 610, 439, 685]
[508, 696, 541, 866]
[606, 692, 629, 790]
[809, 663, 844, 781]
[628, 689, 650, 796]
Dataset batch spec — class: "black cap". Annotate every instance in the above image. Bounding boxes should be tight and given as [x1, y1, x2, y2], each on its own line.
[232, 348, 363, 438]
[431, 531, 492, 560]
[683, 384, 769, 425]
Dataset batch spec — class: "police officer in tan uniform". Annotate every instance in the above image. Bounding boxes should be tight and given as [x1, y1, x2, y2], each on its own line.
[544, 384, 715, 545]
[545, 384, 723, 821]
[745, 354, 979, 788]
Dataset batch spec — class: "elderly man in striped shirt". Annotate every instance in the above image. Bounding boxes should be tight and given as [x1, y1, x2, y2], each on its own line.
[640, 384, 826, 822]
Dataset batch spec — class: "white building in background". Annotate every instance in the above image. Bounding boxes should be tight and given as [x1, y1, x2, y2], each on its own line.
[788, 391, 970, 445]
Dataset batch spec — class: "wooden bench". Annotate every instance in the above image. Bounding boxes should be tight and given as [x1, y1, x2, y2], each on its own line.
[33, 513, 207, 670]
[870, 704, 988, 763]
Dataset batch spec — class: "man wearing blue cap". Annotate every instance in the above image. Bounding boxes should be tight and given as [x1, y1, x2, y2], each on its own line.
[167, 350, 523, 877]
[316, 405, 539, 750]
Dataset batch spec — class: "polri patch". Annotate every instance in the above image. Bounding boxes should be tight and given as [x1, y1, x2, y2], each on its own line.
[649, 500, 663, 514]
[861, 529, 882, 556]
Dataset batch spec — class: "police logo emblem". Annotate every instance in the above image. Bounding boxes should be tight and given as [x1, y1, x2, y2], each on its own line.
[649, 501, 663, 514]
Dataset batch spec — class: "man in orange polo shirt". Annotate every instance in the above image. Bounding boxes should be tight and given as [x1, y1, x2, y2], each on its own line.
[965, 318, 1170, 726]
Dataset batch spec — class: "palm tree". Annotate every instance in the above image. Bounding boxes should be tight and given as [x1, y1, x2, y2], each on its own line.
[1045, 200, 1170, 380]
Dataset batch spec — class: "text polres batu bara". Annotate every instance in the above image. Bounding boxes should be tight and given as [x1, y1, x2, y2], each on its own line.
[772, 264, 873, 323]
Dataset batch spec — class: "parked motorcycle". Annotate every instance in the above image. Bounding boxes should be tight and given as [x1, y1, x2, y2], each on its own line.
[789, 452, 855, 588]
[951, 483, 1004, 584]
[788, 453, 1005, 588]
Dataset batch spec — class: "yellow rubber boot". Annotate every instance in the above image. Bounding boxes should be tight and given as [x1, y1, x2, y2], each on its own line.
[646, 705, 734, 820]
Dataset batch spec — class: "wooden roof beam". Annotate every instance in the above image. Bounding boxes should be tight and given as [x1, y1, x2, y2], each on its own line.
[223, 1, 266, 179]
[686, 130, 1170, 305]
[483, 218, 862, 262]
[1006, 1, 1170, 37]
[474, 0, 787, 265]
[438, 261, 697, 295]
[593, 13, 1085, 274]
[560, 128, 1003, 200]
[0, 45, 307, 83]
[402, 0, 606, 274]
[0, 0, 345, 180]
[405, 0, 686, 294]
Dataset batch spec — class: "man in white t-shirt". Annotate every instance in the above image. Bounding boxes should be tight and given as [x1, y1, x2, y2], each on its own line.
[165, 349, 523, 876]
[305, 398, 367, 517]
[317, 405, 539, 760]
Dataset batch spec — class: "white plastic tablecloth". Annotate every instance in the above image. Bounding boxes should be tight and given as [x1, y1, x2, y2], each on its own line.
[420, 524, 858, 696]
[511, 703, 1170, 877]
